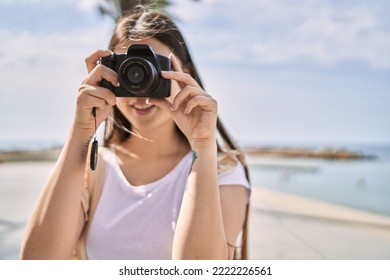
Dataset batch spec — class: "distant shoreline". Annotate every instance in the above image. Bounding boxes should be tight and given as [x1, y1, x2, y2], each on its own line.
[244, 146, 375, 160]
[0, 148, 62, 162]
[0, 145, 376, 162]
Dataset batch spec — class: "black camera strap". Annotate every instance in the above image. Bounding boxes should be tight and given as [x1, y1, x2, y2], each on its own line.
[90, 107, 98, 171]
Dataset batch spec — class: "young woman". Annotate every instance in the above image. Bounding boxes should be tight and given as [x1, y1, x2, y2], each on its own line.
[20, 6, 250, 260]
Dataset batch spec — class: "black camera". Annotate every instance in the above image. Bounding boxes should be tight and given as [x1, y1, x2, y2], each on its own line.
[100, 44, 171, 98]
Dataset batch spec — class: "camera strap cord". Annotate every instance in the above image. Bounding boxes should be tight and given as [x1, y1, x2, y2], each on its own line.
[89, 106, 159, 171]
[90, 107, 99, 171]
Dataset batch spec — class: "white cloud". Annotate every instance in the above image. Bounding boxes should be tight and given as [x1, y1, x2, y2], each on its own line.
[172, 0, 390, 69]
[77, 0, 102, 12]
[1, 0, 101, 12]
[0, 24, 112, 86]
[0, 0, 388, 145]
[0, 20, 114, 140]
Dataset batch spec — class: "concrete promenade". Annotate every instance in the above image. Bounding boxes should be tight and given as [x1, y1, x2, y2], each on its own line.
[1, 161, 390, 259]
[249, 187, 390, 259]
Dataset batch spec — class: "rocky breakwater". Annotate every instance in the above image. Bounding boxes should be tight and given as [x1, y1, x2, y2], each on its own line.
[0, 148, 62, 162]
[244, 146, 376, 160]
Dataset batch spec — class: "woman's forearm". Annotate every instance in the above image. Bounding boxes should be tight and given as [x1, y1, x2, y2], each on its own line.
[172, 141, 228, 259]
[20, 127, 92, 259]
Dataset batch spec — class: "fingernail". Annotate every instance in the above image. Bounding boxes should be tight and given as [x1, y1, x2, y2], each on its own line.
[184, 108, 189, 114]
[171, 104, 175, 110]
[116, 82, 120, 87]
[146, 98, 150, 104]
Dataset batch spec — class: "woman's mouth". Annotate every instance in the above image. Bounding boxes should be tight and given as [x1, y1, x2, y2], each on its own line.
[130, 103, 156, 115]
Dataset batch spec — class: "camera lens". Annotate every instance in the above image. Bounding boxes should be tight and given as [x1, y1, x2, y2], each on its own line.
[118, 57, 158, 96]
[127, 66, 145, 84]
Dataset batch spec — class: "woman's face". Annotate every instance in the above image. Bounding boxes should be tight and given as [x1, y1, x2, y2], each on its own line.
[113, 37, 182, 136]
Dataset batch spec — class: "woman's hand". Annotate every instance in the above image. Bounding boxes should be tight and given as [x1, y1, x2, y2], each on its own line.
[73, 49, 118, 136]
[147, 54, 218, 149]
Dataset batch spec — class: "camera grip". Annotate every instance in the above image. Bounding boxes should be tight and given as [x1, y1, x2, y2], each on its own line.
[100, 78, 115, 92]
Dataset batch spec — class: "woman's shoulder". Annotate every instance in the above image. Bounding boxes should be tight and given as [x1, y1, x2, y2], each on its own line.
[217, 150, 240, 174]
[217, 149, 250, 189]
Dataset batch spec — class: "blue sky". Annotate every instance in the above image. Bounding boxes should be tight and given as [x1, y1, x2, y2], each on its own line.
[0, 0, 389, 148]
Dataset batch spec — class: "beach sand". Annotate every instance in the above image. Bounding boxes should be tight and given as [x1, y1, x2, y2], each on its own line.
[1, 161, 389, 259]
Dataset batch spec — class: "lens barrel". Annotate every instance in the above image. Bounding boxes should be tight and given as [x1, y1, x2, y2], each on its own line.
[118, 57, 158, 96]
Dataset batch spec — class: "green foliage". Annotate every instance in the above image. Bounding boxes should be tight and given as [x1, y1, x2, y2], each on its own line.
[98, 0, 174, 20]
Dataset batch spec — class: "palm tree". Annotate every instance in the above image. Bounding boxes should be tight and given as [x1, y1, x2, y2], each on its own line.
[98, 0, 176, 20]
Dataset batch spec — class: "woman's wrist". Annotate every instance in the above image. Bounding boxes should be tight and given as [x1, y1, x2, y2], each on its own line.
[189, 139, 218, 172]
[190, 137, 217, 155]
[71, 117, 96, 137]
[67, 125, 96, 154]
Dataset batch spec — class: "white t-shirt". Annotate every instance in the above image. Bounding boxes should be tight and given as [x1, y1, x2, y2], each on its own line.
[86, 149, 250, 260]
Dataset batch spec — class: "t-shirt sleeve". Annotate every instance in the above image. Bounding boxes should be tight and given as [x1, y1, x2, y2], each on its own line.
[218, 161, 250, 195]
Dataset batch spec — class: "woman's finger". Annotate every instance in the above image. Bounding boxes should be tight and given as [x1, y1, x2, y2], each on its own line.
[79, 84, 117, 106]
[161, 71, 199, 88]
[171, 86, 206, 111]
[85, 49, 112, 73]
[184, 96, 217, 115]
[83, 64, 119, 88]
[77, 91, 109, 112]
[168, 54, 185, 89]
[74, 92, 113, 131]
[162, 53, 199, 89]
[169, 53, 184, 73]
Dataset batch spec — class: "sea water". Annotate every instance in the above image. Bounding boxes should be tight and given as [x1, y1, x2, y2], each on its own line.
[1, 139, 389, 216]
[248, 144, 390, 216]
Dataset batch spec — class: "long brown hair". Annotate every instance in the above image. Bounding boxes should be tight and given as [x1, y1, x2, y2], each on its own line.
[103, 5, 250, 260]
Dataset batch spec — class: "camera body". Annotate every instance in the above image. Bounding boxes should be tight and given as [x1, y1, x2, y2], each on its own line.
[100, 44, 171, 98]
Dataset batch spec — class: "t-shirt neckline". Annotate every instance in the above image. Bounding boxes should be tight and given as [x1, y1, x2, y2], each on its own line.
[111, 149, 192, 190]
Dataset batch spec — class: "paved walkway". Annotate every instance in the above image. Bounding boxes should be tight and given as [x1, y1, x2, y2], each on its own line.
[1, 161, 390, 259]
[249, 187, 390, 259]
[0, 161, 54, 259]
